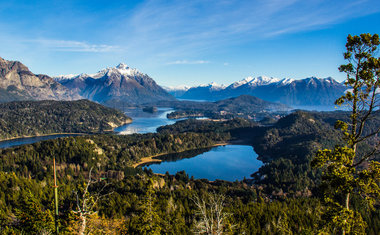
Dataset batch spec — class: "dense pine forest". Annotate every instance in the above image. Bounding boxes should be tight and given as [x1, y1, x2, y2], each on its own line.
[0, 100, 131, 140]
[0, 109, 379, 234]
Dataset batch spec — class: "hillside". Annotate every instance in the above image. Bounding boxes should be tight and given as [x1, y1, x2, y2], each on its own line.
[0, 57, 81, 102]
[162, 95, 290, 120]
[0, 99, 131, 140]
[0, 110, 379, 233]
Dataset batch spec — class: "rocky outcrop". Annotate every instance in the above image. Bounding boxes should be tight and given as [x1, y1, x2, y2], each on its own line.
[0, 57, 81, 102]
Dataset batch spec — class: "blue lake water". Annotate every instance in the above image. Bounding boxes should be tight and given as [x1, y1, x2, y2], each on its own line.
[114, 108, 178, 134]
[145, 145, 262, 181]
[0, 134, 81, 149]
[0, 108, 263, 182]
[0, 108, 176, 149]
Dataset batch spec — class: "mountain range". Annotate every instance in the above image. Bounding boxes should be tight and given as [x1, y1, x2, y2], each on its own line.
[0, 57, 80, 102]
[167, 76, 347, 106]
[54, 63, 175, 105]
[0, 56, 347, 107]
[0, 57, 174, 105]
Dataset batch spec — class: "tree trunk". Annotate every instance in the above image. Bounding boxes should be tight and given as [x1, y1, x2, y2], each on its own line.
[79, 214, 86, 235]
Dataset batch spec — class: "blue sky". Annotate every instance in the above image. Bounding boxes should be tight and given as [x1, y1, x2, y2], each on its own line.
[0, 0, 380, 86]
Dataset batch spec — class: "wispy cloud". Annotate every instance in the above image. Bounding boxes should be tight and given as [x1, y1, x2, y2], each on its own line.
[116, 0, 380, 59]
[167, 60, 210, 65]
[27, 39, 119, 52]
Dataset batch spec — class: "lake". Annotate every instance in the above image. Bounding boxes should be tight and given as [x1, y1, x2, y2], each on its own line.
[0, 108, 176, 148]
[114, 107, 178, 134]
[0, 108, 263, 182]
[145, 145, 262, 181]
[0, 134, 82, 149]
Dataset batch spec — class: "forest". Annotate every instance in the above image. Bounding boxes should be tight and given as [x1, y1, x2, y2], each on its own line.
[0, 100, 131, 140]
[0, 108, 379, 234]
[155, 95, 289, 120]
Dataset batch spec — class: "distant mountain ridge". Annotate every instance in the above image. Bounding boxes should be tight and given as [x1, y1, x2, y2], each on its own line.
[162, 85, 191, 97]
[167, 76, 346, 106]
[0, 57, 81, 102]
[55, 63, 175, 104]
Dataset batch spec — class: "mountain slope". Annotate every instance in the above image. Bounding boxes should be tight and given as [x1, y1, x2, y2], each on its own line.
[163, 85, 190, 97]
[0, 57, 81, 102]
[179, 82, 225, 100]
[178, 76, 346, 106]
[55, 63, 175, 104]
[213, 95, 288, 112]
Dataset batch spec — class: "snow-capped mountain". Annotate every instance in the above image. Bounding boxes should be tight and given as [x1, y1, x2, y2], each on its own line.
[199, 82, 226, 90]
[180, 82, 226, 100]
[55, 63, 141, 81]
[178, 76, 346, 106]
[230, 76, 281, 89]
[163, 85, 191, 97]
[54, 63, 174, 104]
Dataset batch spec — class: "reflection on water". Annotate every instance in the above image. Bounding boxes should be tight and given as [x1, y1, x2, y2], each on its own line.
[143, 148, 212, 164]
[145, 145, 262, 181]
[114, 108, 177, 134]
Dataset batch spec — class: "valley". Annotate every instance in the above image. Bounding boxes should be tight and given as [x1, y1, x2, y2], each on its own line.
[0, 32, 379, 234]
[1, 103, 379, 233]
[1, 0, 380, 233]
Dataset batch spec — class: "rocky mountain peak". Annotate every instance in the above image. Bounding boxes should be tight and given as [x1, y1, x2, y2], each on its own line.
[0, 56, 81, 102]
[116, 63, 128, 70]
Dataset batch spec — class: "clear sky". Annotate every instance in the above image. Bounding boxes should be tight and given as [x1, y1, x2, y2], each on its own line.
[0, 0, 380, 87]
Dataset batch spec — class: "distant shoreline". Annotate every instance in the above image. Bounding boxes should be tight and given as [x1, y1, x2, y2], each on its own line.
[0, 119, 133, 142]
[0, 132, 87, 142]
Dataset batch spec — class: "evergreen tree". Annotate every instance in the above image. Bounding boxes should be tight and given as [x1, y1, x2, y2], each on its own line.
[134, 180, 162, 235]
[15, 190, 55, 234]
[312, 33, 380, 234]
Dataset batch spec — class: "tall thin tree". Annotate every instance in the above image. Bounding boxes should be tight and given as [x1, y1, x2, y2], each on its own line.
[53, 156, 59, 234]
[312, 33, 380, 234]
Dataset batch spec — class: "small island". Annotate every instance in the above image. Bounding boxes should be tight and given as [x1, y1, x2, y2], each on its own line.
[142, 106, 158, 113]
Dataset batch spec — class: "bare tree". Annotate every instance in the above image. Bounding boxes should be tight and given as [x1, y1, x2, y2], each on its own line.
[192, 192, 234, 235]
[72, 168, 112, 235]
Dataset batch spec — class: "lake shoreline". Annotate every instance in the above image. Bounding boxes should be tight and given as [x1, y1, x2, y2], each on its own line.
[0, 120, 133, 142]
[145, 144, 261, 181]
[132, 141, 251, 168]
[0, 132, 87, 142]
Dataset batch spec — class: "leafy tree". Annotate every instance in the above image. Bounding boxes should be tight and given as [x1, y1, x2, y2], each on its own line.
[312, 33, 380, 234]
